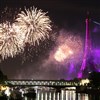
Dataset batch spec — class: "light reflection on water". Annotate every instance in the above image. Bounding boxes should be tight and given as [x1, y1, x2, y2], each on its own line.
[35, 89, 88, 100]
[77, 94, 89, 100]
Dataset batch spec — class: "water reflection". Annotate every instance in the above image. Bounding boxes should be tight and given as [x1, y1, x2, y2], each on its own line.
[36, 88, 77, 100]
[8, 87, 100, 100]
[34, 87, 100, 100]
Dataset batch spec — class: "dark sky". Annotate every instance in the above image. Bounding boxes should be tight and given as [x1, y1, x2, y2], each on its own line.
[0, 0, 100, 79]
[1, 0, 100, 27]
[0, 0, 100, 34]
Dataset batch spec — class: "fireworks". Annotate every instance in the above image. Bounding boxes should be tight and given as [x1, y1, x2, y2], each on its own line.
[15, 7, 52, 45]
[0, 6, 52, 60]
[0, 22, 25, 59]
[54, 44, 73, 62]
[54, 31, 83, 63]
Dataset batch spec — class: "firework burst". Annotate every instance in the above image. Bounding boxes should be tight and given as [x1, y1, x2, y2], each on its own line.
[54, 44, 73, 62]
[15, 7, 52, 45]
[0, 22, 25, 59]
[0, 6, 52, 60]
[54, 31, 83, 64]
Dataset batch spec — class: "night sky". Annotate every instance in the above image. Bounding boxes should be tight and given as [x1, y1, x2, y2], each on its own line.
[0, 0, 100, 80]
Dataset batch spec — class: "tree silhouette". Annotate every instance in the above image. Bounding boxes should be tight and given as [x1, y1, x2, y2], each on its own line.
[0, 69, 7, 84]
[89, 71, 100, 87]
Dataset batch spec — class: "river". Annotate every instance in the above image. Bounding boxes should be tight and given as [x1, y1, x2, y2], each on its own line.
[23, 87, 100, 100]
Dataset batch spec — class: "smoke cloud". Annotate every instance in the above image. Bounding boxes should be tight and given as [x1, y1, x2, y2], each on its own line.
[8, 29, 84, 80]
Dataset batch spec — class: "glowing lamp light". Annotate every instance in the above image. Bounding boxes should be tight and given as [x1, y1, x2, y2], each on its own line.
[80, 79, 90, 85]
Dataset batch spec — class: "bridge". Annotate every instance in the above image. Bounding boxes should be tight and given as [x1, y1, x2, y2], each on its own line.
[4, 79, 89, 87]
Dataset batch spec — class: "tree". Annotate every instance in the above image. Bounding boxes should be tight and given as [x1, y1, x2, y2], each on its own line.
[0, 70, 7, 84]
[88, 71, 100, 87]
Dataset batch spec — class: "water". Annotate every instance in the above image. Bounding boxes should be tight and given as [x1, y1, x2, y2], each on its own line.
[32, 88, 100, 100]
[6, 87, 100, 100]
[24, 87, 90, 100]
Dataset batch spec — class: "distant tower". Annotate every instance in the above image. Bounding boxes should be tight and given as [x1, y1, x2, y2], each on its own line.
[78, 12, 92, 78]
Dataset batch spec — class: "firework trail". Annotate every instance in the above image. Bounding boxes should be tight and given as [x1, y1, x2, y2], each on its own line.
[93, 21, 100, 26]
[15, 7, 52, 45]
[0, 22, 25, 59]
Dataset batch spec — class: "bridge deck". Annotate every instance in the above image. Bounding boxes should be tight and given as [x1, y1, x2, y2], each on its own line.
[5, 80, 83, 86]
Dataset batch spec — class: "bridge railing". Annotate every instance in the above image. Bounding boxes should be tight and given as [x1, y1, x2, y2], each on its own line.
[4, 80, 81, 87]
